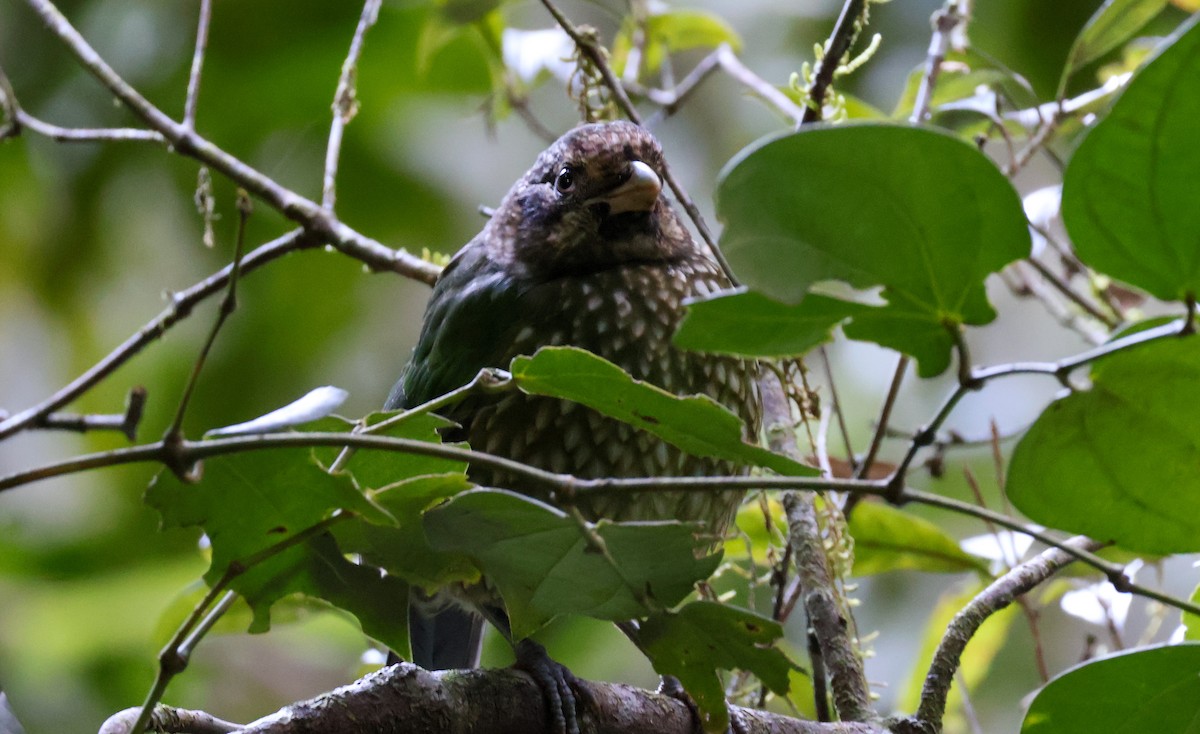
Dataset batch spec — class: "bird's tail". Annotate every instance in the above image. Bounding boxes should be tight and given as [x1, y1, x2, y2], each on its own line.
[408, 602, 485, 670]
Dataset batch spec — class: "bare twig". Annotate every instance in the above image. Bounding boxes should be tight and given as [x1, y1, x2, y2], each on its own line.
[0, 65, 163, 142]
[887, 316, 1191, 492]
[183, 0, 213, 130]
[130, 517, 344, 734]
[7, 386, 148, 441]
[643, 45, 805, 128]
[23, 0, 439, 284]
[908, 537, 1104, 731]
[911, 2, 967, 123]
[101, 706, 240, 734]
[164, 192, 253, 445]
[323, 0, 382, 210]
[1025, 255, 1119, 328]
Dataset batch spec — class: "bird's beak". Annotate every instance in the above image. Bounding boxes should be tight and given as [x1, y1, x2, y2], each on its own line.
[593, 160, 661, 214]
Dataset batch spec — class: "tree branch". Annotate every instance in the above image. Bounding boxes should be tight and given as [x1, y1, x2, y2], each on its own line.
[23, 0, 439, 285]
[105, 663, 890, 734]
[760, 372, 874, 723]
[900, 536, 1104, 733]
[801, 0, 867, 124]
[182, 0, 212, 130]
[323, 0, 382, 211]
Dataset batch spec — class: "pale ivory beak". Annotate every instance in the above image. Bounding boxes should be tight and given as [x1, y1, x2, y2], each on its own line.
[595, 160, 661, 214]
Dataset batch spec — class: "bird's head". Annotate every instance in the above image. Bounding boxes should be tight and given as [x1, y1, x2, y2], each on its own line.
[490, 121, 694, 278]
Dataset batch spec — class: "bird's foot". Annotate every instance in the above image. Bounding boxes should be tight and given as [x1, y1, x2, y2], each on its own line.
[514, 639, 590, 734]
[657, 675, 747, 734]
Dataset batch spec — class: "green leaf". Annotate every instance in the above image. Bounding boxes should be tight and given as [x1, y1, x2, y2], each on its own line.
[1062, 14, 1200, 301]
[423, 489, 720, 639]
[308, 412, 468, 490]
[334, 474, 480, 589]
[510, 346, 816, 476]
[145, 449, 406, 646]
[899, 578, 1019, 727]
[1007, 334, 1200, 554]
[893, 55, 1035, 121]
[642, 10, 741, 72]
[1059, 0, 1169, 91]
[146, 449, 390, 584]
[640, 602, 794, 733]
[675, 290, 862, 357]
[717, 124, 1030, 376]
[1022, 644, 1200, 733]
[613, 10, 741, 77]
[849, 502, 988, 576]
[229, 534, 410, 657]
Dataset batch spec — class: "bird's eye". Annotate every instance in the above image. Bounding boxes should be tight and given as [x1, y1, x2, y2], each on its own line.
[554, 167, 575, 194]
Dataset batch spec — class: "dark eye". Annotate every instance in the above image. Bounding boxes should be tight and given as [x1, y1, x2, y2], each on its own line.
[554, 167, 575, 194]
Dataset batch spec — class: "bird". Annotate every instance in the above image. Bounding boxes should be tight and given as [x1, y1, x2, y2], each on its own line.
[387, 120, 762, 731]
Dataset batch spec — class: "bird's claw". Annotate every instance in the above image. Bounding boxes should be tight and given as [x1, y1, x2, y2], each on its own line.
[657, 675, 747, 734]
[514, 639, 590, 734]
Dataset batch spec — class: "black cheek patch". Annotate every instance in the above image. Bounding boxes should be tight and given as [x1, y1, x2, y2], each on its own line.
[598, 210, 653, 240]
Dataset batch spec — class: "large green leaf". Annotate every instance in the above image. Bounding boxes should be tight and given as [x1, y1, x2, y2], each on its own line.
[510, 347, 815, 476]
[334, 474, 480, 589]
[228, 534, 410, 656]
[146, 449, 391, 585]
[717, 124, 1030, 376]
[1059, 0, 1170, 91]
[145, 449, 407, 648]
[1022, 644, 1200, 733]
[675, 290, 862, 358]
[1062, 14, 1200, 301]
[1007, 334, 1200, 554]
[423, 489, 720, 638]
[849, 502, 988, 576]
[640, 602, 795, 733]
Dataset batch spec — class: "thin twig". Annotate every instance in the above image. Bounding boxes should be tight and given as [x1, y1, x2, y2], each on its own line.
[323, 0, 382, 210]
[1025, 255, 1119, 328]
[131, 516, 346, 734]
[164, 193, 252, 444]
[12, 111, 163, 142]
[3, 426, 1200, 621]
[644, 45, 805, 127]
[183, 0, 212, 130]
[910, 537, 1103, 730]
[801, 0, 867, 124]
[845, 354, 909, 513]
[888, 316, 1191, 491]
[11, 386, 147, 441]
[911, 2, 966, 123]
[23, 0, 439, 284]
